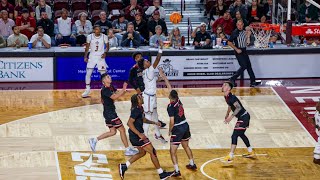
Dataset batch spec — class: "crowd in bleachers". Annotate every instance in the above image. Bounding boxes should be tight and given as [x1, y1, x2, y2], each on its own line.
[0, 0, 319, 48]
[0, 0, 173, 48]
[205, 0, 320, 45]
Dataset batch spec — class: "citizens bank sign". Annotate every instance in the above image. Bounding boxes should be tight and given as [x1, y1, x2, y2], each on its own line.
[0, 57, 54, 82]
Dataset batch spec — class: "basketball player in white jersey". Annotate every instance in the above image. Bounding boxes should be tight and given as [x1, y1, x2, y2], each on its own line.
[313, 101, 320, 165]
[142, 48, 167, 143]
[82, 25, 109, 98]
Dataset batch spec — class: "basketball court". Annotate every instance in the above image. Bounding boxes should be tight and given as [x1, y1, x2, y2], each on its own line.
[1, 83, 319, 180]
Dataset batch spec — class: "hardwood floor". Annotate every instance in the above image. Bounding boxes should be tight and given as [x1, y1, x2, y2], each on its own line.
[0, 87, 318, 180]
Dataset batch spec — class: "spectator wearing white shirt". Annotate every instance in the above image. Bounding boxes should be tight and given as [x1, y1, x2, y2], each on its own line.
[0, 10, 15, 40]
[30, 26, 51, 48]
[54, 8, 77, 46]
[35, 0, 52, 21]
[145, 0, 165, 20]
[75, 12, 92, 45]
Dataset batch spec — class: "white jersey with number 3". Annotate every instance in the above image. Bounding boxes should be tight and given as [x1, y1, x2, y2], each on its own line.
[143, 66, 157, 95]
[87, 34, 108, 57]
[315, 111, 320, 137]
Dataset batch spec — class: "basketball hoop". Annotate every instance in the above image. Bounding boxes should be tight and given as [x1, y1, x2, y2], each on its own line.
[250, 23, 280, 49]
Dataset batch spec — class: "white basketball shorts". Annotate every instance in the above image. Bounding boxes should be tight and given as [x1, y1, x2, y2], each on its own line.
[142, 92, 157, 113]
[87, 55, 108, 71]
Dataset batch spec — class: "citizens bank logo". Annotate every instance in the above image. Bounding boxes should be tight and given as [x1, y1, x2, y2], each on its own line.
[0, 60, 43, 79]
[158, 59, 179, 76]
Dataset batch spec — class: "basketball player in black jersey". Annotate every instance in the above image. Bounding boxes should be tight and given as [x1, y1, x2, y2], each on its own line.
[128, 52, 166, 128]
[88, 73, 138, 156]
[221, 81, 255, 163]
[119, 94, 174, 180]
[128, 52, 145, 94]
[159, 69, 197, 177]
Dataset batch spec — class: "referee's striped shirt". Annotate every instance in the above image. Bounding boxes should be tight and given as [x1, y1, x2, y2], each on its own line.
[228, 29, 247, 49]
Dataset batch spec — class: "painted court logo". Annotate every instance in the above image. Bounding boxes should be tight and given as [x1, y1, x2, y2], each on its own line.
[158, 59, 179, 76]
[58, 152, 113, 180]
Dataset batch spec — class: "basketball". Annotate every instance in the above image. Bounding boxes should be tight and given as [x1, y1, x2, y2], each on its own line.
[169, 12, 182, 24]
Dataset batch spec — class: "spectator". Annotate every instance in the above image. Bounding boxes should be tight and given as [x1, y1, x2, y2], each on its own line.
[15, 0, 34, 6]
[149, 25, 166, 47]
[192, 22, 211, 49]
[209, 0, 228, 20]
[211, 25, 224, 44]
[299, 0, 319, 23]
[37, 11, 54, 45]
[30, 26, 51, 48]
[35, 0, 52, 21]
[247, 0, 262, 24]
[54, 8, 76, 46]
[0, 0, 14, 19]
[305, 14, 319, 23]
[229, 0, 247, 19]
[94, 11, 112, 35]
[16, 8, 36, 39]
[148, 10, 167, 37]
[7, 25, 28, 47]
[14, 0, 34, 19]
[245, 26, 255, 46]
[145, 0, 166, 20]
[169, 26, 182, 47]
[112, 13, 128, 44]
[233, 11, 249, 28]
[124, 0, 143, 22]
[121, 22, 141, 47]
[107, 29, 118, 47]
[212, 10, 233, 36]
[262, 0, 272, 22]
[132, 12, 148, 44]
[0, 35, 5, 47]
[0, 10, 15, 39]
[75, 12, 92, 45]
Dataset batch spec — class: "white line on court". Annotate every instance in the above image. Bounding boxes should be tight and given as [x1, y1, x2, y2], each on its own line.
[200, 154, 268, 180]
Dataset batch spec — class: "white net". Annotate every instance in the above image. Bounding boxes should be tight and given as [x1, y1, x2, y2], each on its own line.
[251, 28, 271, 49]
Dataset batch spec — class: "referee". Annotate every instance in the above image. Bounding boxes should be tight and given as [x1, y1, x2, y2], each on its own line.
[227, 20, 261, 87]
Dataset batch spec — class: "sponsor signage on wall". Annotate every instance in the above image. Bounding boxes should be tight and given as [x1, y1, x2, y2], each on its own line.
[0, 57, 54, 82]
[56, 56, 137, 81]
[153, 56, 239, 80]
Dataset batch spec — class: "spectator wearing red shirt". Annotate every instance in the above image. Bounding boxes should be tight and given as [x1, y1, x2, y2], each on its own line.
[212, 10, 234, 36]
[124, 0, 144, 22]
[14, 0, 34, 19]
[15, 8, 35, 39]
[0, 0, 14, 19]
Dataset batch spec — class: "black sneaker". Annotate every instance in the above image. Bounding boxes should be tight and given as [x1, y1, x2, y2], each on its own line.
[119, 163, 127, 179]
[159, 171, 175, 180]
[250, 80, 261, 87]
[172, 171, 181, 177]
[186, 164, 197, 170]
[158, 120, 166, 128]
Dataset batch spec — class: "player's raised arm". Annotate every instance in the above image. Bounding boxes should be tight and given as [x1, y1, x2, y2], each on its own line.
[152, 47, 163, 69]
[159, 68, 172, 92]
[110, 82, 128, 100]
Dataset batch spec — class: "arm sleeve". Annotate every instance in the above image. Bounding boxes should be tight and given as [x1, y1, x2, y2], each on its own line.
[35, 7, 40, 21]
[86, 34, 91, 43]
[228, 31, 237, 43]
[71, 20, 77, 35]
[47, 6, 52, 20]
[54, 19, 59, 35]
[149, 35, 155, 46]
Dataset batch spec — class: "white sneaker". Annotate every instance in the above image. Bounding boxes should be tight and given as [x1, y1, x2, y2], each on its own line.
[124, 147, 139, 156]
[89, 138, 97, 152]
[82, 88, 90, 98]
[155, 134, 168, 144]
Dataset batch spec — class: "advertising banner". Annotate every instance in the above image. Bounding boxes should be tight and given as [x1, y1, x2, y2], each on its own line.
[153, 55, 239, 80]
[0, 57, 54, 82]
[56, 56, 137, 81]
